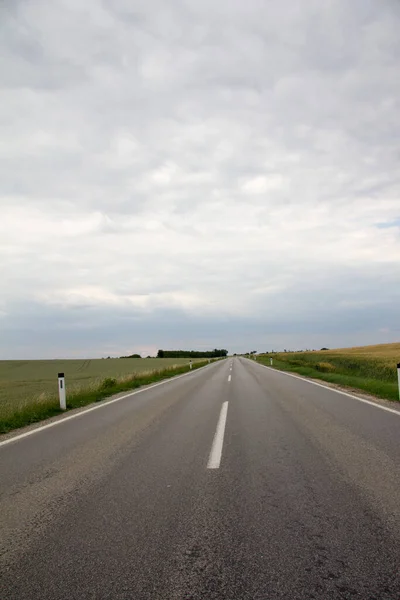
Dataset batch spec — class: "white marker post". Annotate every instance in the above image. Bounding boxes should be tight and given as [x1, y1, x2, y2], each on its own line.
[190, 360, 192, 370]
[270, 358, 273, 366]
[58, 372, 66, 411]
[398, 363, 400, 401]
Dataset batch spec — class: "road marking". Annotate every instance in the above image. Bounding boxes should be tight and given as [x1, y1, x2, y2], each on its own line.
[0, 362, 218, 449]
[253, 361, 400, 417]
[228, 374, 231, 382]
[207, 401, 229, 469]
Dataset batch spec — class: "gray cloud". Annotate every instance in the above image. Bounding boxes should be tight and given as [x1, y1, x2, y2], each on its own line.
[0, 0, 399, 358]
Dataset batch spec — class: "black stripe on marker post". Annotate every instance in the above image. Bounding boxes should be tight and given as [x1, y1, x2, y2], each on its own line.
[397, 364, 400, 402]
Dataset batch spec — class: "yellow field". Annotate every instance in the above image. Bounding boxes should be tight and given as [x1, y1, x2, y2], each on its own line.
[319, 342, 400, 368]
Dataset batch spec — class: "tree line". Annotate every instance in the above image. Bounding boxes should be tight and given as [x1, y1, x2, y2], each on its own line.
[157, 349, 228, 358]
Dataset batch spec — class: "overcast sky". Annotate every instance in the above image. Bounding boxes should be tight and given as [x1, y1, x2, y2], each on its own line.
[1, 0, 399, 359]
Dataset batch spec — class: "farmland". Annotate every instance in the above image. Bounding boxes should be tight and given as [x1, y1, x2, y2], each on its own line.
[257, 342, 400, 402]
[0, 357, 205, 433]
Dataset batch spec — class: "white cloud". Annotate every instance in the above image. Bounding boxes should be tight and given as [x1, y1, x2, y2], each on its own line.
[241, 175, 285, 194]
[0, 0, 399, 357]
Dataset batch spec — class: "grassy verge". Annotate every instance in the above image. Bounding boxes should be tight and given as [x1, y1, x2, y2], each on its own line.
[0, 360, 213, 434]
[256, 354, 399, 403]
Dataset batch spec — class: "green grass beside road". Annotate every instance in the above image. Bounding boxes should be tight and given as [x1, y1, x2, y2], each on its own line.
[257, 345, 399, 402]
[0, 358, 212, 434]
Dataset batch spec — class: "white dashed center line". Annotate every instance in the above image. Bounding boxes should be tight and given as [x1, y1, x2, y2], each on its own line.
[207, 402, 229, 469]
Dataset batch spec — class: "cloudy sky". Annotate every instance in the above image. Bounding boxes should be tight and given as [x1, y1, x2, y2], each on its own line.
[1, 0, 399, 359]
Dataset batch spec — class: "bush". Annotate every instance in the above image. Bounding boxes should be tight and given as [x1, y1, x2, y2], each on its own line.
[100, 377, 117, 390]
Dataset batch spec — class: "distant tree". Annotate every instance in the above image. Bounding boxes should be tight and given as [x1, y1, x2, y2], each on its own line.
[158, 349, 228, 358]
[320, 347, 329, 351]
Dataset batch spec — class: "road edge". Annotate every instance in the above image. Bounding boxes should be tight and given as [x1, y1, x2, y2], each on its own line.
[245, 358, 400, 416]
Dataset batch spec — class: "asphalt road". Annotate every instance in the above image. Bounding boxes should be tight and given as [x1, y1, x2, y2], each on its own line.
[1, 357, 399, 599]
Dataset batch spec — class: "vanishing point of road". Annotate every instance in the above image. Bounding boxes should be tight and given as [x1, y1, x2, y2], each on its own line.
[1, 357, 399, 599]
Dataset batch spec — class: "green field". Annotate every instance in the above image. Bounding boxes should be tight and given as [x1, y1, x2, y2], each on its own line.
[0, 357, 194, 405]
[257, 343, 400, 402]
[0, 357, 205, 433]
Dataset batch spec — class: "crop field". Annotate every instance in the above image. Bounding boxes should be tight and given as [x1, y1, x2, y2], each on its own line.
[327, 342, 400, 360]
[0, 357, 193, 404]
[0, 357, 202, 432]
[258, 343, 400, 402]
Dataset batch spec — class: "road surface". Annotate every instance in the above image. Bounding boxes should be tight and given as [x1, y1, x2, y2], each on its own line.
[1, 357, 399, 599]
